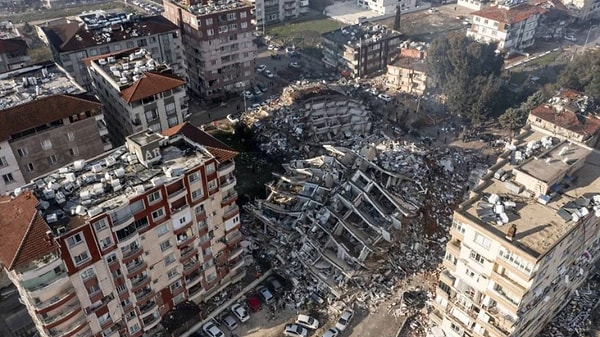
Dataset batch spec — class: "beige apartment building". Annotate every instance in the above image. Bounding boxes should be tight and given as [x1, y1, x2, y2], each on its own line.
[162, 0, 256, 99]
[0, 123, 243, 337]
[386, 48, 427, 95]
[39, 12, 183, 91]
[250, 0, 309, 28]
[86, 48, 188, 146]
[431, 126, 600, 337]
[0, 62, 111, 195]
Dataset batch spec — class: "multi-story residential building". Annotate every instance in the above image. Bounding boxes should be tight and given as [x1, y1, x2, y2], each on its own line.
[467, 3, 546, 52]
[527, 89, 600, 147]
[250, 0, 309, 29]
[322, 23, 403, 78]
[356, 0, 417, 16]
[0, 61, 111, 195]
[0, 21, 30, 72]
[0, 122, 244, 337]
[163, 0, 256, 99]
[38, 12, 183, 90]
[430, 127, 600, 337]
[386, 48, 427, 95]
[558, 0, 600, 20]
[85, 48, 188, 146]
[457, 0, 489, 11]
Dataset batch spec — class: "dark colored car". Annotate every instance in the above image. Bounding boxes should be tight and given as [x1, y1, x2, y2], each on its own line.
[246, 295, 261, 312]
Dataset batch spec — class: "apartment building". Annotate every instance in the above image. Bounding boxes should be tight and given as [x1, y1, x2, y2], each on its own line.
[0, 62, 111, 195]
[322, 23, 403, 78]
[85, 48, 188, 146]
[163, 0, 256, 99]
[467, 3, 546, 52]
[527, 89, 600, 147]
[386, 48, 427, 95]
[38, 12, 183, 90]
[251, 0, 309, 28]
[430, 127, 600, 337]
[0, 21, 30, 72]
[356, 0, 417, 16]
[558, 0, 600, 20]
[0, 122, 243, 337]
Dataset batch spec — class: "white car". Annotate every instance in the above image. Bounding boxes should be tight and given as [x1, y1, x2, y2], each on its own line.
[335, 309, 354, 332]
[564, 35, 577, 42]
[378, 94, 392, 102]
[322, 328, 339, 337]
[256, 64, 267, 72]
[264, 70, 274, 78]
[243, 90, 254, 99]
[202, 322, 225, 337]
[284, 324, 308, 337]
[267, 44, 278, 51]
[290, 62, 301, 69]
[256, 285, 275, 304]
[230, 303, 250, 322]
[220, 313, 238, 331]
[366, 88, 378, 96]
[226, 114, 240, 124]
[296, 314, 319, 329]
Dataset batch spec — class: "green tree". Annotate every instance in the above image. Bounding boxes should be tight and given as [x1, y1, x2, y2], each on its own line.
[557, 50, 600, 98]
[499, 107, 526, 134]
[427, 33, 505, 123]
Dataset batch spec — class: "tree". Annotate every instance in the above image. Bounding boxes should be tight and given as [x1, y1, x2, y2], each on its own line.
[557, 50, 600, 98]
[426, 33, 505, 123]
[499, 108, 526, 134]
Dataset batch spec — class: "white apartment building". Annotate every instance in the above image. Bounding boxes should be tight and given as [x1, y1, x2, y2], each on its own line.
[251, 0, 309, 28]
[86, 48, 188, 146]
[356, 0, 417, 16]
[431, 127, 600, 337]
[0, 123, 243, 337]
[38, 12, 184, 91]
[467, 3, 545, 52]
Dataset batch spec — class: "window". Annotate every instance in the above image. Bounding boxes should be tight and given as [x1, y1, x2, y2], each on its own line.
[125, 311, 136, 322]
[81, 268, 95, 280]
[470, 250, 485, 264]
[107, 254, 117, 263]
[208, 179, 218, 190]
[67, 233, 83, 248]
[27, 163, 34, 172]
[129, 323, 141, 334]
[156, 224, 169, 236]
[205, 163, 215, 174]
[116, 284, 127, 294]
[191, 187, 204, 201]
[69, 147, 79, 156]
[135, 217, 149, 229]
[0, 156, 7, 167]
[167, 267, 179, 280]
[152, 208, 165, 221]
[170, 280, 183, 292]
[48, 154, 58, 165]
[164, 253, 175, 266]
[160, 239, 172, 252]
[207, 28, 214, 36]
[168, 116, 178, 127]
[126, 41, 135, 48]
[165, 102, 176, 114]
[94, 219, 108, 231]
[195, 205, 205, 215]
[100, 237, 113, 249]
[240, 11, 247, 18]
[66, 132, 75, 141]
[188, 172, 200, 185]
[17, 148, 28, 157]
[474, 233, 491, 249]
[205, 18, 213, 25]
[179, 216, 187, 225]
[41, 139, 52, 150]
[148, 190, 162, 204]
[74, 251, 90, 265]
[206, 272, 217, 282]
[130, 200, 145, 214]
[87, 284, 100, 295]
[2, 173, 15, 184]
[227, 12, 237, 20]
[241, 22, 248, 29]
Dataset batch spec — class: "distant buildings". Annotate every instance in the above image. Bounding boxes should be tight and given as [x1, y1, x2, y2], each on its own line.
[528, 89, 600, 147]
[0, 123, 244, 337]
[558, 0, 600, 20]
[356, 0, 417, 16]
[250, 0, 309, 28]
[467, 3, 545, 51]
[38, 12, 183, 90]
[322, 23, 403, 78]
[163, 0, 256, 99]
[0, 21, 30, 72]
[0, 62, 111, 195]
[386, 47, 427, 95]
[85, 48, 188, 146]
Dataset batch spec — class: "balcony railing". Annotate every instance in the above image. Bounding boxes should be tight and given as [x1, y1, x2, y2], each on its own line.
[122, 245, 143, 260]
[25, 269, 68, 292]
[135, 289, 154, 302]
[139, 300, 157, 315]
[126, 260, 147, 276]
[131, 274, 150, 291]
[223, 205, 239, 221]
[49, 317, 87, 337]
[35, 287, 76, 310]
[42, 302, 81, 325]
[221, 192, 238, 205]
[180, 247, 197, 261]
[228, 247, 244, 261]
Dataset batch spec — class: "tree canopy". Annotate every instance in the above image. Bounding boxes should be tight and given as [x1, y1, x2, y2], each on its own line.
[557, 50, 600, 98]
[426, 34, 505, 123]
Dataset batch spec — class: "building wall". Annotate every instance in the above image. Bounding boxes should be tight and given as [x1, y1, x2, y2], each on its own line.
[457, 0, 487, 10]
[386, 64, 426, 95]
[468, 13, 539, 51]
[0, 50, 31, 73]
[527, 115, 589, 144]
[9, 115, 106, 183]
[0, 140, 26, 194]
[356, 0, 417, 15]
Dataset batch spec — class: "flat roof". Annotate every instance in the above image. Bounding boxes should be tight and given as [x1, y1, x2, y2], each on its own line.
[389, 57, 427, 72]
[323, 23, 402, 48]
[517, 141, 591, 183]
[174, 0, 252, 16]
[459, 131, 600, 257]
[0, 21, 20, 40]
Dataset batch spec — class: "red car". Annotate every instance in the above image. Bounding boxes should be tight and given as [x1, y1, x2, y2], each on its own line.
[246, 295, 261, 313]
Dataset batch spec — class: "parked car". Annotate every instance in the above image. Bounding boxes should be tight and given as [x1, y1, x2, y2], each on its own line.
[257, 83, 267, 92]
[428, 7, 438, 13]
[243, 90, 254, 99]
[256, 64, 267, 72]
[231, 303, 250, 322]
[322, 328, 339, 337]
[267, 276, 283, 293]
[366, 88, 379, 96]
[289, 51, 301, 58]
[253, 86, 263, 97]
[202, 322, 225, 337]
[290, 62, 301, 69]
[220, 313, 238, 331]
[564, 35, 577, 42]
[284, 324, 308, 337]
[378, 94, 392, 102]
[295, 314, 320, 329]
[246, 295, 261, 312]
[264, 70, 274, 78]
[267, 44, 280, 51]
[335, 309, 354, 332]
[226, 114, 240, 124]
[256, 285, 275, 304]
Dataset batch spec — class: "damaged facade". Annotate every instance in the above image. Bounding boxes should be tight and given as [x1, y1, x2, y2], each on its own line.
[0, 123, 244, 337]
[386, 46, 428, 96]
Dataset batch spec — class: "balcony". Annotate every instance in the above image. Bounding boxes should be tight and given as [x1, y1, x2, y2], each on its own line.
[135, 288, 155, 303]
[446, 240, 461, 257]
[180, 246, 198, 262]
[18, 254, 62, 281]
[223, 205, 240, 221]
[218, 161, 235, 176]
[99, 316, 113, 330]
[122, 244, 143, 263]
[228, 247, 244, 261]
[221, 191, 238, 206]
[49, 317, 87, 337]
[139, 300, 158, 315]
[229, 258, 245, 273]
[490, 270, 526, 297]
[176, 233, 195, 248]
[185, 272, 202, 287]
[34, 287, 76, 312]
[25, 269, 68, 294]
[219, 177, 236, 191]
[131, 274, 150, 292]
[196, 210, 207, 222]
[226, 232, 243, 248]
[126, 260, 147, 277]
[173, 219, 193, 235]
[183, 260, 201, 275]
[42, 302, 82, 328]
[143, 314, 160, 331]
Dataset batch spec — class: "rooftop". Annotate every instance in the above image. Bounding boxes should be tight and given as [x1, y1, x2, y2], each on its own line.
[459, 131, 600, 257]
[0, 38, 28, 55]
[12, 122, 236, 235]
[40, 13, 179, 52]
[471, 3, 546, 24]
[0, 61, 84, 111]
[175, 0, 251, 16]
[518, 140, 591, 183]
[323, 23, 402, 48]
[389, 55, 428, 72]
[0, 21, 20, 40]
